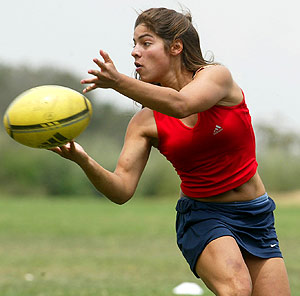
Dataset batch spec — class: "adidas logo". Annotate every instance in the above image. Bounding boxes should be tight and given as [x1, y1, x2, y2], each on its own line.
[213, 125, 223, 135]
[39, 132, 68, 148]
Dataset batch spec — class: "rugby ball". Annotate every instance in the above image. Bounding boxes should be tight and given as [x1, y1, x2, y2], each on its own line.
[3, 85, 92, 149]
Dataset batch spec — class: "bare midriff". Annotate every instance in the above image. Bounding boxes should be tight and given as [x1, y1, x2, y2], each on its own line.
[180, 172, 266, 203]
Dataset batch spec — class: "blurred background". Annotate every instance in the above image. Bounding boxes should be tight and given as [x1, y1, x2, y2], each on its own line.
[0, 1, 299, 295]
[1, 0, 300, 197]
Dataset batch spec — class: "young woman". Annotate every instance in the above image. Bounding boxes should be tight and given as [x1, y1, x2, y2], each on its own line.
[51, 8, 290, 296]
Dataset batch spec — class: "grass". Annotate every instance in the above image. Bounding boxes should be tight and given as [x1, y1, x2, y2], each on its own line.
[0, 195, 299, 295]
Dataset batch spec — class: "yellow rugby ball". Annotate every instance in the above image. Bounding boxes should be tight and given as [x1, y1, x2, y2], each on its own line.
[3, 85, 92, 149]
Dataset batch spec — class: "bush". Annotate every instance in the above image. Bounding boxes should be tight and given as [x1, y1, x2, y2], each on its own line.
[0, 133, 95, 196]
[1, 62, 300, 198]
[136, 148, 180, 197]
[258, 149, 300, 192]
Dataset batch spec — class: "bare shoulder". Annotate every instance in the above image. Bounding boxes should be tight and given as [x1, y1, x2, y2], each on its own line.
[194, 65, 233, 86]
[129, 107, 155, 130]
[194, 65, 242, 106]
[127, 108, 158, 143]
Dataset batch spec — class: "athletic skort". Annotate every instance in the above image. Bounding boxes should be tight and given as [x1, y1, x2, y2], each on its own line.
[175, 193, 283, 278]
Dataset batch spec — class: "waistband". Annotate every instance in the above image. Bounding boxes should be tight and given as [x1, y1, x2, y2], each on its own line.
[180, 192, 269, 207]
[177, 192, 274, 215]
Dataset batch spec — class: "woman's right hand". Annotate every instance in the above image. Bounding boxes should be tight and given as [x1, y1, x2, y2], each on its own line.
[81, 50, 121, 93]
[50, 141, 89, 165]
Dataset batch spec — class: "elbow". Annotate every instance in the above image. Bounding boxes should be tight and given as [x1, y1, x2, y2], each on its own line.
[168, 100, 190, 118]
[164, 92, 191, 118]
[106, 192, 133, 205]
[114, 197, 131, 205]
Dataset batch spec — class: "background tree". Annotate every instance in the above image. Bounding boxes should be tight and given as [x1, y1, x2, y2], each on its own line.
[0, 63, 299, 197]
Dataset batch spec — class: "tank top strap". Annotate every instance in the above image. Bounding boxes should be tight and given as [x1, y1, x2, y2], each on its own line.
[192, 65, 217, 79]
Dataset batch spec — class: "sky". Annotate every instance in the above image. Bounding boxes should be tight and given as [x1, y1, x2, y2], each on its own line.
[1, 0, 300, 129]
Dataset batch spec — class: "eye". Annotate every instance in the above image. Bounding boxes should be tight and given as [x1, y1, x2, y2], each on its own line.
[143, 41, 151, 47]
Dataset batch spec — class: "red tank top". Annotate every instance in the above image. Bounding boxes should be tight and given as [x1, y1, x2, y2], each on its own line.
[153, 92, 258, 198]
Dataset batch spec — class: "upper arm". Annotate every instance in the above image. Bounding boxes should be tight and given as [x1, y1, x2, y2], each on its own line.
[113, 109, 153, 197]
[178, 65, 234, 115]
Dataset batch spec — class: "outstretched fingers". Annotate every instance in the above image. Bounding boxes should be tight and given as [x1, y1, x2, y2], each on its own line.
[93, 49, 113, 70]
[81, 49, 118, 92]
[81, 73, 100, 93]
[49, 146, 62, 154]
[80, 57, 106, 93]
[93, 57, 106, 70]
[82, 84, 96, 93]
[49, 142, 73, 157]
[99, 50, 112, 63]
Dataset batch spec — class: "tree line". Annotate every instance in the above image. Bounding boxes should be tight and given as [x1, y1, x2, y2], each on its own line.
[0, 63, 299, 197]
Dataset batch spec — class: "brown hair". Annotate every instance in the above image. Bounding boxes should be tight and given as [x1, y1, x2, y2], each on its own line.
[134, 7, 214, 72]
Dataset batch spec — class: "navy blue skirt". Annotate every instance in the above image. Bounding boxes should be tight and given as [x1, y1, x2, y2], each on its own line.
[175, 193, 282, 278]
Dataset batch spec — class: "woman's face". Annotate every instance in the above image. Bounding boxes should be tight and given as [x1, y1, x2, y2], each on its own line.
[132, 24, 171, 83]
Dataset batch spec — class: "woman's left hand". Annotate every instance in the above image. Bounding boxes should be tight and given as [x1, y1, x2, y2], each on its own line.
[49, 141, 89, 165]
[81, 50, 120, 93]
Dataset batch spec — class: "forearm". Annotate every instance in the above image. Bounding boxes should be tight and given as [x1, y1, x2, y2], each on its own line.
[78, 156, 133, 205]
[81, 54, 185, 116]
[114, 74, 187, 117]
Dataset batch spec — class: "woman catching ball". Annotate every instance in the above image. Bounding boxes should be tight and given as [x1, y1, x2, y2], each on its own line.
[51, 7, 290, 295]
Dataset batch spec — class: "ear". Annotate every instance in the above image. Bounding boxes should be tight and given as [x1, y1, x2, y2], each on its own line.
[170, 39, 183, 56]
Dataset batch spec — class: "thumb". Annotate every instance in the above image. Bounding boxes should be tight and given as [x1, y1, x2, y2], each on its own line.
[100, 50, 112, 63]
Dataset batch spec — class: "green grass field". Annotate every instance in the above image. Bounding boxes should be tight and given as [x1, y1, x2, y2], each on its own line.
[0, 196, 299, 296]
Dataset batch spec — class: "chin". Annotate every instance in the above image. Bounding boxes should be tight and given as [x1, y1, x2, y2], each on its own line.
[140, 75, 160, 84]
[140, 77, 153, 83]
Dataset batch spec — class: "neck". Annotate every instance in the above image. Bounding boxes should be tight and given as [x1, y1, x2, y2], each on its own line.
[160, 68, 193, 91]
[159, 57, 193, 90]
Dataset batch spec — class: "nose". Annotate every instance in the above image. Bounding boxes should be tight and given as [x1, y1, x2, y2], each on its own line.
[131, 45, 141, 58]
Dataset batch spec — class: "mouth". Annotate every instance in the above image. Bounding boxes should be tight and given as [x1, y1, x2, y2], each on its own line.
[134, 62, 142, 71]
